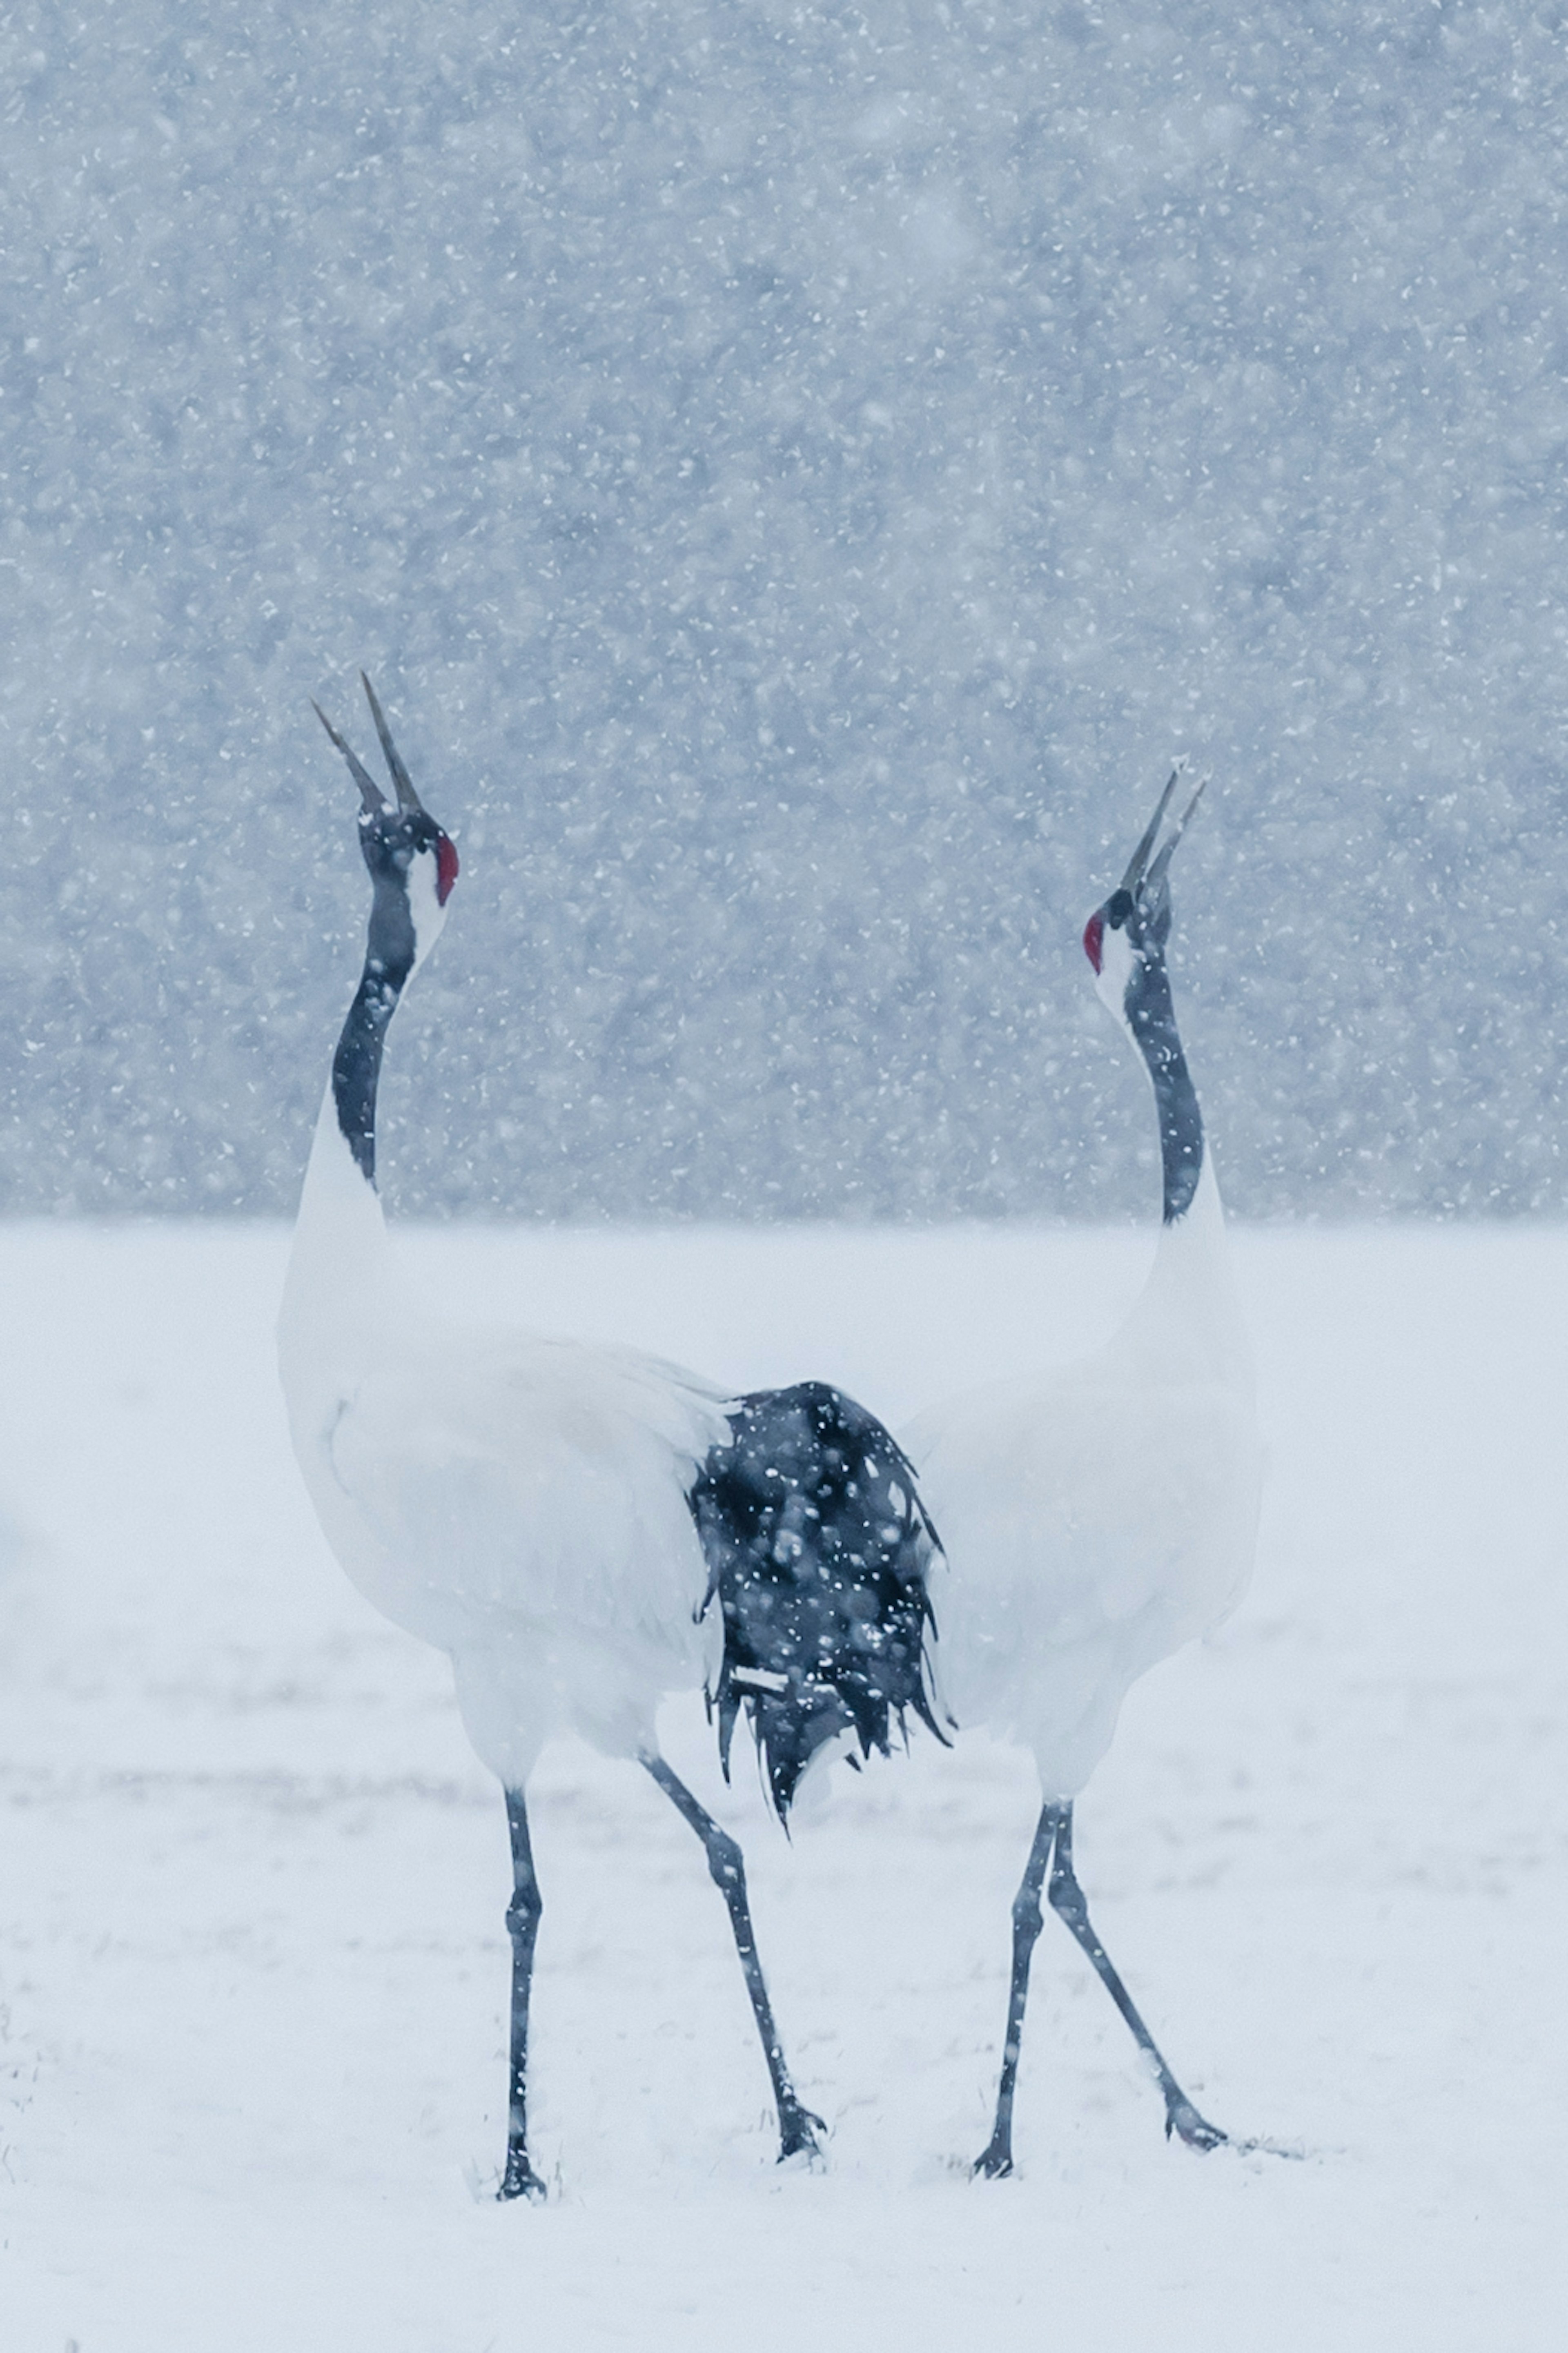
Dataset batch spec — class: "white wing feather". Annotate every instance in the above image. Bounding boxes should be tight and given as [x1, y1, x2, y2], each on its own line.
[292, 1317, 733, 1759]
[907, 1350, 1261, 1793]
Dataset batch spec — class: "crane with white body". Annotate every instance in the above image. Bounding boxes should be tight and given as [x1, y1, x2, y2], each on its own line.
[279, 680, 941, 2198]
[903, 776, 1263, 2177]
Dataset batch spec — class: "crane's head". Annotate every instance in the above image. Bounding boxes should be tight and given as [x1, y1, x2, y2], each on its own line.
[311, 675, 459, 970]
[1081, 768, 1205, 1023]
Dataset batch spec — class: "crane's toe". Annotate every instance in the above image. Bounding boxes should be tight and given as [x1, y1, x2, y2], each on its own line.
[497, 2155, 549, 2203]
[1167, 2099, 1227, 2152]
[777, 2101, 826, 2164]
[971, 2139, 1015, 2180]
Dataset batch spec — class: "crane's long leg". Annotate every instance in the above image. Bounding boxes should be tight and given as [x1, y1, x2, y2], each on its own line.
[639, 1751, 824, 2162]
[973, 1798, 1061, 2177]
[498, 1786, 548, 2202]
[1045, 1803, 1225, 2151]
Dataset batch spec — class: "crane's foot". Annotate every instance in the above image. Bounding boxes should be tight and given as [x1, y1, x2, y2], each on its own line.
[777, 2099, 826, 2163]
[971, 2136, 1015, 2180]
[498, 2147, 549, 2202]
[1166, 2097, 1227, 2152]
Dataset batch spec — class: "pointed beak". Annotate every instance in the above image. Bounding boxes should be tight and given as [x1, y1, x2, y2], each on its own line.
[1116, 763, 1208, 897]
[1118, 768, 1180, 894]
[311, 698, 387, 814]
[360, 673, 425, 814]
[1145, 773, 1208, 893]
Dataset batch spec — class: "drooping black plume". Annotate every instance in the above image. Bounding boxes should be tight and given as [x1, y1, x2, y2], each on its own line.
[689, 1381, 947, 1821]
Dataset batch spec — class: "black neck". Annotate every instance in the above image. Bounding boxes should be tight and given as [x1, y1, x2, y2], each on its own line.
[1126, 955, 1204, 1224]
[332, 877, 415, 1186]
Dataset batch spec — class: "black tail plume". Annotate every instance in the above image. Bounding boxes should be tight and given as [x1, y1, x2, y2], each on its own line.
[689, 1382, 947, 1822]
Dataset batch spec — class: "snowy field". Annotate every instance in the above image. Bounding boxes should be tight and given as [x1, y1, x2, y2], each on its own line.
[0, 1219, 1561, 2350]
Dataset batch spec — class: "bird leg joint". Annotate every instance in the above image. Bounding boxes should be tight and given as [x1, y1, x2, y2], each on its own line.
[1011, 1887, 1045, 1943]
[1046, 1863, 1090, 1935]
[704, 1828, 746, 1896]
[506, 1881, 543, 1937]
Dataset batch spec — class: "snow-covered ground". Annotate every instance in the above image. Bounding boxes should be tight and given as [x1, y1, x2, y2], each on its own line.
[0, 1220, 1561, 2350]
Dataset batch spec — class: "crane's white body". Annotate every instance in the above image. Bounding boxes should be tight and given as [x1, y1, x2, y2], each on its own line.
[279, 1089, 731, 1783]
[907, 775, 1263, 2173]
[906, 1158, 1260, 1797]
[276, 681, 911, 2188]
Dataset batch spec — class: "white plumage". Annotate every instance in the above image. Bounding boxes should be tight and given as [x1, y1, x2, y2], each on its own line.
[280, 680, 940, 2198]
[911, 1172, 1257, 1794]
[284, 1193, 730, 1774]
[902, 774, 1263, 2173]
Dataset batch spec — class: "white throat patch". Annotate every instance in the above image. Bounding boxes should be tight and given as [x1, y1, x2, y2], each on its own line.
[1094, 920, 1139, 1023]
[405, 845, 449, 969]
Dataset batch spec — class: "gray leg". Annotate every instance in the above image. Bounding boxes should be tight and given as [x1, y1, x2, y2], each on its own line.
[1046, 1803, 1225, 2150]
[498, 1786, 548, 2201]
[640, 1751, 824, 2162]
[974, 1799, 1062, 2177]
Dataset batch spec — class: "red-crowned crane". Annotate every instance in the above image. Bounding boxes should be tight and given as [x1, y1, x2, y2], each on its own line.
[902, 774, 1263, 2177]
[278, 679, 942, 2199]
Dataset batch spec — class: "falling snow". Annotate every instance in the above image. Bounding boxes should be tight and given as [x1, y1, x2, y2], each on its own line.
[4, 1, 1567, 1219]
[2, 7, 1564, 2341]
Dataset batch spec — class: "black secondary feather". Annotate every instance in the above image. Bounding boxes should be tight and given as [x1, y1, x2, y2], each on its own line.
[689, 1381, 947, 1820]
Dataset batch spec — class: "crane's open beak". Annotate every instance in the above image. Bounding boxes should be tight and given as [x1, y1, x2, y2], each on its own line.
[1119, 764, 1207, 896]
[311, 698, 386, 814]
[359, 673, 426, 814]
[1119, 769, 1180, 893]
[311, 675, 427, 818]
[1145, 773, 1207, 893]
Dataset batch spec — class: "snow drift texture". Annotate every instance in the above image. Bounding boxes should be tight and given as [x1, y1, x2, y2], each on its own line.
[4, 0, 1566, 1220]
